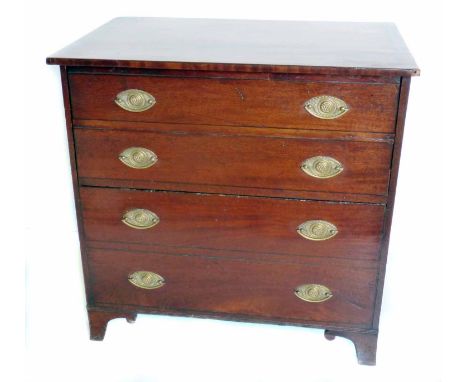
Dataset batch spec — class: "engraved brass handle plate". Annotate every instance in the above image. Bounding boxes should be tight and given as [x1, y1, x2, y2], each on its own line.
[122, 208, 160, 229]
[128, 271, 165, 289]
[304, 95, 349, 119]
[297, 220, 338, 241]
[301, 156, 343, 179]
[115, 89, 156, 112]
[294, 284, 333, 303]
[119, 147, 157, 169]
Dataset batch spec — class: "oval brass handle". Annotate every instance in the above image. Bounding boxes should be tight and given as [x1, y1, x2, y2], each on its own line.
[128, 271, 165, 289]
[304, 95, 349, 119]
[119, 147, 157, 169]
[294, 284, 333, 303]
[115, 89, 156, 112]
[122, 208, 160, 229]
[297, 220, 338, 241]
[301, 156, 343, 179]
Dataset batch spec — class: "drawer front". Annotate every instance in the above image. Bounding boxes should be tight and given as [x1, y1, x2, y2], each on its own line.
[69, 74, 399, 133]
[75, 128, 393, 197]
[81, 187, 385, 260]
[88, 248, 377, 327]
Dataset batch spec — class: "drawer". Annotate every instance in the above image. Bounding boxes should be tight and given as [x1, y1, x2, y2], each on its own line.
[69, 73, 399, 133]
[88, 248, 377, 327]
[75, 128, 393, 197]
[81, 187, 385, 261]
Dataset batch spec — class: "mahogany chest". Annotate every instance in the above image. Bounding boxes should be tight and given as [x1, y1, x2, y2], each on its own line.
[47, 17, 419, 365]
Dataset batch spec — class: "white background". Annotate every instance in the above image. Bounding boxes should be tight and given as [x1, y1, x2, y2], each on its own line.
[5, 0, 465, 381]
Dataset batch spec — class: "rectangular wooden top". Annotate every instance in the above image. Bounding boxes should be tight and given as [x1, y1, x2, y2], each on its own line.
[47, 17, 419, 76]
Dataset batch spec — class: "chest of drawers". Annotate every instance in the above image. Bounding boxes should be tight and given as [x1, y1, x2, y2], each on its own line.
[47, 17, 418, 365]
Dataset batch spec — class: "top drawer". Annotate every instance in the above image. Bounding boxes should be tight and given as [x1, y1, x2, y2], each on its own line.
[69, 74, 399, 133]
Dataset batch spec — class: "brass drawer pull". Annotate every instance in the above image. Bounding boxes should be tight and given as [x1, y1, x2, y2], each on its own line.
[122, 208, 160, 229]
[295, 284, 333, 303]
[301, 156, 343, 179]
[128, 271, 165, 289]
[115, 89, 156, 112]
[304, 95, 349, 119]
[297, 220, 338, 241]
[119, 147, 157, 169]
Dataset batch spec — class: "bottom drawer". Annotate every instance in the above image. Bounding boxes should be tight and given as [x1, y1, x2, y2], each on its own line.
[88, 248, 377, 327]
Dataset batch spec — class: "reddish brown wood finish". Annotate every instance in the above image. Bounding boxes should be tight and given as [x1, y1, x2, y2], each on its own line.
[74, 127, 393, 197]
[81, 178, 388, 204]
[372, 77, 412, 328]
[88, 248, 377, 327]
[80, 187, 385, 261]
[85, 240, 376, 268]
[88, 308, 137, 340]
[68, 66, 402, 83]
[47, 18, 418, 365]
[68, 73, 399, 133]
[80, 178, 387, 205]
[73, 118, 395, 142]
[58, 67, 95, 304]
[46, 18, 419, 76]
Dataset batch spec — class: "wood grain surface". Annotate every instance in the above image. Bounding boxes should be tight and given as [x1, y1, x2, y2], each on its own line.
[47, 18, 419, 76]
[80, 187, 386, 261]
[69, 73, 399, 132]
[47, 18, 417, 364]
[75, 127, 393, 197]
[88, 247, 377, 327]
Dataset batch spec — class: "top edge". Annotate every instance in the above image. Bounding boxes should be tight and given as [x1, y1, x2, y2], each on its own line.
[47, 17, 420, 76]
